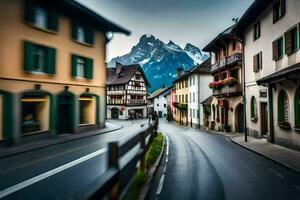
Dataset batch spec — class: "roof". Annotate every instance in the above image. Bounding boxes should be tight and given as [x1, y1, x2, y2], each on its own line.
[257, 62, 300, 86]
[148, 86, 173, 100]
[106, 64, 150, 86]
[55, 0, 130, 35]
[203, 24, 236, 52]
[173, 58, 211, 83]
[201, 96, 213, 105]
[233, 0, 274, 38]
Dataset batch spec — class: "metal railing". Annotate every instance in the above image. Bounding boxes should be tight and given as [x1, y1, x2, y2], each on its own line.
[211, 53, 242, 72]
[76, 119, 159, 200]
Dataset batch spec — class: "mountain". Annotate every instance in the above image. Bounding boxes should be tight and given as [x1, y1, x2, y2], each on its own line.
[108, 34, 209, 93]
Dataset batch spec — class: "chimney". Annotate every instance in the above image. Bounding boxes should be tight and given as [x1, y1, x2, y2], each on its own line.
[116, 62, 122, 75]
[177, 67, 183, 78]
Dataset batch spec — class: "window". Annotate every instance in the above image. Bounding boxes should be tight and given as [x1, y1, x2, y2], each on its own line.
[79, 96, 96, 125]
[214, 75, 219, 82]
[24, 1, 58, 31]
[164, 104, 166, 108]
[230, 69, 238, 80]
[72, 22, 94, 45]
[185, 95, 188, 103]
[179, 95, 181, 103]
[190, 93, 191, 103]
[190, 109, 192, 117]
[273, 37, 284, 60]
[250, 96, 258, 121]
[294, 87, 300, 127]
[193, 109, 195, 118]
[193, 76, 195, 85]
[223, 47, 227, 57]
[190, 77, 192, 86]
[23, 41, 56, 74]
[273, 0, 286, 23]
[278, 90, 289, 123]
[253, 21, 261, 40]
[232, 40, 236, 51]
[222, 72, 227, 80]
[253, 52, 262, 72]
[285, 26, 298, 55]
[212, 105, 216, 121]
[157, 103, 159, 107]
[193, 93, 195, 103]
[71, 55, 93, 79]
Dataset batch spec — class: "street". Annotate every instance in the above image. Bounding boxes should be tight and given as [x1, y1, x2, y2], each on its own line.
[0, 120, 147, 200]
[147, 120, 300, 200]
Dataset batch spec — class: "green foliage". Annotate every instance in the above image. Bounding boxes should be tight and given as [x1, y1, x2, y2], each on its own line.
[123, 171, 147, 200]
[146, 133, 164, 168]
[174, 102, 188, 110]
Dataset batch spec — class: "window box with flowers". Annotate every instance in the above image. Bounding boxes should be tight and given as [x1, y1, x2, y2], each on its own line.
[221, 77, 238, 87]
[208, 81, 224, 90]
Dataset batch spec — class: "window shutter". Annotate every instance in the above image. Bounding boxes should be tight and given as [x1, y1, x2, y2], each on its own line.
[295, 89, 300, 127]
[273, 3, 277, 23]
[251, 97, 254, 118]
[85, 58, 93, 79]
[71, 55, 77, 77]
[71, 22, 78, 40]
[23, 41, 35, 72]
[253, 55, 258, 72]
[46, 47, 56, 74]
[278, 92, 284, 122]
[48, 8, 58, 31]
[281, 0, 286, 17]
[273, 40, 279, 60]
[86, 28, 94, 45]
[259, 52, 263, 70]
[285, 31, 292, 55]
[24, 0, 35, 23]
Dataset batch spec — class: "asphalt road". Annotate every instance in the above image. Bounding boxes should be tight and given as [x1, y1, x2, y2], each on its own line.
[0, 119, 147, 200]
[147, 120, 300, 200]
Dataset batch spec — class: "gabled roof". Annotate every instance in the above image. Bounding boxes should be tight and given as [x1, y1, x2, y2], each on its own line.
[148, 86, 173, 100]
[55, 0, 130, 35]
[173, 58, 211, 83]
[233, 0, 274, 38]
[107, 64, 150, 86]
[201, 96, 213, 105]
[203, 24, 236, 52]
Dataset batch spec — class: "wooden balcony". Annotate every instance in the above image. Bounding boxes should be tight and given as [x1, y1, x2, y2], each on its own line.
[213, 83, 242, 97]
[107, 90, 125, 95]
[211, 53, 242, 73]
[127, 99, 147, 105]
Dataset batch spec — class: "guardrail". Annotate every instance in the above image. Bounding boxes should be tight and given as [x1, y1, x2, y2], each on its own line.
[76, 119, 159, 200]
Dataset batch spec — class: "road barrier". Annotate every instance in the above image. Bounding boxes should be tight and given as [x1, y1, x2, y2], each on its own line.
[76, 119, 158, 200]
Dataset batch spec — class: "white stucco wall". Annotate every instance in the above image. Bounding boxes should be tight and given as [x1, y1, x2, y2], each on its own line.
[154, 95, 168, 118]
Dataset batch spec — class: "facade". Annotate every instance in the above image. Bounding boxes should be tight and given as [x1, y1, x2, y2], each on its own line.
[106, 63, 150, 120]
[203, 25, 244, 133]
[173, 68, 189, 126]
[234, 0, 300, 150]
[186, 59, 212, 128]
[0, 0, 129, 144]
[148, 87, 172, 118]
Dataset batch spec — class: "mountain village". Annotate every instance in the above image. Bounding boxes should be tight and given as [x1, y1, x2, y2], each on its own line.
[0, 0, 300, 199]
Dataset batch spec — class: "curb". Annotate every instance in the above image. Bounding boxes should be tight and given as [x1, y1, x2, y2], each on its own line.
[138, 132, 166, 200]
[229, 137, 300, 175]
[0, 123, 123, 159]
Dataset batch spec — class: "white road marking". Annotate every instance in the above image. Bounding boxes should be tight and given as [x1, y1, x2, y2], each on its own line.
[0, 148, 107, 199]
[156, 174, 165, 195]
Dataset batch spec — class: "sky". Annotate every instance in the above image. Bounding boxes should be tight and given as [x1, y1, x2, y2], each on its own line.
[77, 0, 254, 61]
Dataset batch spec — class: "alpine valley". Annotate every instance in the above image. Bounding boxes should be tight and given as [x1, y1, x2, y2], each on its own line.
[107, 34, 209, 93]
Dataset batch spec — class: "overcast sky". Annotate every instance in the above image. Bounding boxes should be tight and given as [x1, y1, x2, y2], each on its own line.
[77, 0, 254, 60]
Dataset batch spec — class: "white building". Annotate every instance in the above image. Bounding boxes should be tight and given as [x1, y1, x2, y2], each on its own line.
[184, 59, 212, 128]
[106, 63, 150, 120]
[234, 0, 300, 150]
[148, 87, 172, 118]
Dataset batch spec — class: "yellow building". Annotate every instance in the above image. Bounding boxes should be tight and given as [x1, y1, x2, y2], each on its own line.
[173, 68, 189, 126]
[0, 0, 129, 144]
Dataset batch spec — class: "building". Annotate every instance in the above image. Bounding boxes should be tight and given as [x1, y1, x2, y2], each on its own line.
[106, 63, 150, 120]
[203, 25, 244, 133]
[173, 68, 189, 126]
[234, 0, 300, 150]
[148, 86, 173, 118]
[0, 0, 129, 145]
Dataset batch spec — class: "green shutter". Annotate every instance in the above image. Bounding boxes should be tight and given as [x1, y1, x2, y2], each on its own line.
[251, 97, 254, 118]
[85, 58, 93, 79]
[48, 8, 58, 31]
[295, 88, 300, 127]
[46, 47, 56, 74]
[23, 41, 35, 72]
[278, 91, 284, 122]
[24, 0, 35, 23]
[71, 21, 78, 40]
[86, 28, 94, 45]
[71, 55, 77, 77]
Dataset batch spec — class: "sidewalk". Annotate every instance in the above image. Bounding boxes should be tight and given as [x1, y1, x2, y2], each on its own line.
[0, 121, 122, 159]
[231, 136, 300, 174]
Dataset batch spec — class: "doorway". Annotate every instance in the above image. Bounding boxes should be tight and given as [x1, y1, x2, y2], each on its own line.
[111, 108, 119, 119]
[57, 95, 74, 134]
[261, 102, 268, 137]
[236, 103, 245, 133]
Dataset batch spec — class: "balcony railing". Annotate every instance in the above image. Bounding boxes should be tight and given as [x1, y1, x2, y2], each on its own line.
[127, 99, 147, 105]
[107, 90, 125, 95]
[107, 99, 125, 105]
[127, 90, 147, 95]
[211, 53, 242, 73]
[213, 83, 242, 97]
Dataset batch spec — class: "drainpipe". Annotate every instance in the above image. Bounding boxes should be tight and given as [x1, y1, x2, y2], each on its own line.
[198, 74, 201, 129]
[241, 37, 248, 142]
[268, 85, 274, 143]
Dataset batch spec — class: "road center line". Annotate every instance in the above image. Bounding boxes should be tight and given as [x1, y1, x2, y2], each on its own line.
[0, 148, 107, 199]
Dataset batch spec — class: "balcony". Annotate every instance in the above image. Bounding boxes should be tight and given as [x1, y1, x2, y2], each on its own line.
[127, 99, 147, 105]
[213, 83, 242, 97]
[107, 90, 125, 95]
[211, 53, 242, 73]
[127, 90, 147, 95]
[107, 99, 125, 105]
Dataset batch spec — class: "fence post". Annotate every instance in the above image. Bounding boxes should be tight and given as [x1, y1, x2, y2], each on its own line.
[139, 131, 146, 173]
[108, 142, 120, 200]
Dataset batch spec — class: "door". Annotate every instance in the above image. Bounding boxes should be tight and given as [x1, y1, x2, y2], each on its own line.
[158, 111, 162, 118]
[236, 104, 245, 132]
[111, 108, 119, 119]
[57, 96, 73, 134]
[261, 103, 268, 137]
